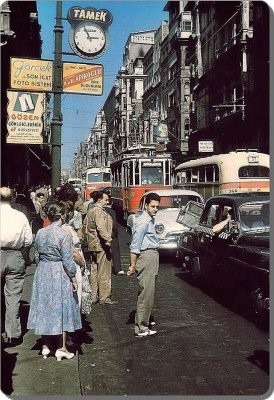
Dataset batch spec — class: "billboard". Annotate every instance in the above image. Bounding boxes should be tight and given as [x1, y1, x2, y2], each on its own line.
[7, 91, 45, 144]
[10, 58, 53, 92]
[63, 62, 103, 95]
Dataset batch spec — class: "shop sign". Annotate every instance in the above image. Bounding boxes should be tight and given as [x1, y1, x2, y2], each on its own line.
[63, 62, 103, 95]
[198, 140, 214, 152]
[6, 90, 44, 144]
[10, 58, 53, 92]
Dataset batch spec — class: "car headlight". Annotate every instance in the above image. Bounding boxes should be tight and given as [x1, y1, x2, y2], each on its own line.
[155, 223, 165, 234]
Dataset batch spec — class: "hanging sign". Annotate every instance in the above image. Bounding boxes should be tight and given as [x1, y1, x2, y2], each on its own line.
[10, 58, 53, 92]
[63, 62, 103, 95]
[6, 90, 45, 144]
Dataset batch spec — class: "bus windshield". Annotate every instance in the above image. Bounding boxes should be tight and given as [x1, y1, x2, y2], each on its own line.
[141, 166, 163, 184]
[87, 172, 111, 183]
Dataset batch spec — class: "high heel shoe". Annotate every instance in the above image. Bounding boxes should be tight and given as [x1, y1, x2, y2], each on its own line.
[55, 349, 74, 361]
[42, 347, 50, 359]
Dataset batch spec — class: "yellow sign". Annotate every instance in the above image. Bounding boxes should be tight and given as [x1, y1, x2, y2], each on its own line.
[7, 90, 45, 144]
[63, 62, 103, 95]
[10, 57, 53, 92]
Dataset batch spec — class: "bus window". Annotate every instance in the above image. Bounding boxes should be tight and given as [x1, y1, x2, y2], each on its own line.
[186, 170, 191, 183]
[103, 172, 111, 182]
[239, 166, 269, 178]
[192, 168, 198, 183]
[141, 165, 163, 184]
[135, 161, 140, 185]
[165, 160, 170, 185]
[198, 167, 205, 182]
[129, 161, 133, 185]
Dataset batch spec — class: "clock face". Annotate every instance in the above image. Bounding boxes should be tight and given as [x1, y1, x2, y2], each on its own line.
[73, 22, 106, 55]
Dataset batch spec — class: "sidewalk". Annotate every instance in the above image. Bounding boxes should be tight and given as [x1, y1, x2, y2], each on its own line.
[2, 264, 81, 396]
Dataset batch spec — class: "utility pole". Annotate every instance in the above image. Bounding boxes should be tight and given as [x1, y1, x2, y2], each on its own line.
[51, 1, 63, 190]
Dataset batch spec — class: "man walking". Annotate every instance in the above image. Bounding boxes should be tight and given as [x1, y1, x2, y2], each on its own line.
[129, 192, 160, 337]
[83, 191, 118, 305]
[1, 187, 33, 345]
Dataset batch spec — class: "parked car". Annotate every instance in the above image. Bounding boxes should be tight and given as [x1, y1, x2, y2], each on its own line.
[177, 192, 270, 323]
[127, 189, 204, 253]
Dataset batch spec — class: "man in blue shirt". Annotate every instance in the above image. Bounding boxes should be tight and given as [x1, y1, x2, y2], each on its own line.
[129, 192, 161, 337]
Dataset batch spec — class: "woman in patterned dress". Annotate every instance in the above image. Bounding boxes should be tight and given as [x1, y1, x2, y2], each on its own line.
[27, 201, 82, 361]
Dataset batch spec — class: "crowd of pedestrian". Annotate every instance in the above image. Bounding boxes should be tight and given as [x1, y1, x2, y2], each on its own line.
[1, 181, 161, 362]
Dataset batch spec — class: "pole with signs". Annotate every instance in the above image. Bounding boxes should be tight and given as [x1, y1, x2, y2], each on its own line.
[51, 0, 63, 190]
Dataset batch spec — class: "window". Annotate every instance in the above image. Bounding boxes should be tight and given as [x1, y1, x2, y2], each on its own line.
[182, 20, 192, 32]
[239, 166, 269, 178]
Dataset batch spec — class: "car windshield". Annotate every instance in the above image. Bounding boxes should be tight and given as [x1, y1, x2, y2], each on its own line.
[239, 202, 269, 230]
[158, 195, 201, 210]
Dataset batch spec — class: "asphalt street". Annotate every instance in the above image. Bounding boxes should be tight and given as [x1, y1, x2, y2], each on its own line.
[1, 224, 270, 397]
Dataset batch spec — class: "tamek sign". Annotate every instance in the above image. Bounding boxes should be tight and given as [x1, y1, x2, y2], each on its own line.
[67, 6, 113, 60]
[7, 90, 45, 144]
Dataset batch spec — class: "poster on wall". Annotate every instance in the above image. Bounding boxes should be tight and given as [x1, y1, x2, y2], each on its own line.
[6, 90, 45, 144]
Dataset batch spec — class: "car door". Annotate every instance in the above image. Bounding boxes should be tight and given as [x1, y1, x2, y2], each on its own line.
[194, 200, 236, 281]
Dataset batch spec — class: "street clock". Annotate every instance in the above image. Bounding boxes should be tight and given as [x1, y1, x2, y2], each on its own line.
[67, 6, 113, 60]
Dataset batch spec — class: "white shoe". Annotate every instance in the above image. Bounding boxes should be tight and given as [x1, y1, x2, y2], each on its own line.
[135, 329, 157, 337]
[42, 347, 50, 359]
[55, 349, 74, 361]
[117, 270, 125, 275]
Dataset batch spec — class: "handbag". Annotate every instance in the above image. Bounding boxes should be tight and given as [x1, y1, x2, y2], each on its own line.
[81, 269, 92, 314]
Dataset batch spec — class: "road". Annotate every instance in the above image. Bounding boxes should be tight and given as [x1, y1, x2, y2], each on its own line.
[78, 224, 270, 396]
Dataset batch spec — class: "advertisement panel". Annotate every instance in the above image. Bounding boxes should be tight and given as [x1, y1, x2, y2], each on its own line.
[10, 58, 53, 92]
[7, 90, 45, 144]
[63, 62, 103, 95]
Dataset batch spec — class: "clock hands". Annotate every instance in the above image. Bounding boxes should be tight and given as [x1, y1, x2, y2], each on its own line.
[83, 26, 101, 41]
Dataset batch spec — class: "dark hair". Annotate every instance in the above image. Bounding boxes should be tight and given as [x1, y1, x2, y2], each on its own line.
[145, 192, 161, 205]
[91, 191, 104, 203]
[60, 200, 74, 223]
[45, 201, 65, 222]
[56, 183, 78, 204]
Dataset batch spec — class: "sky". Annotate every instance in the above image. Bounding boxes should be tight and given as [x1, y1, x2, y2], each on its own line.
[37, 0, 168, 171]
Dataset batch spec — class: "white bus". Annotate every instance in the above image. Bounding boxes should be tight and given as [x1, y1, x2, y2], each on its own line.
[82, 167, 111, 200]
[67, 178, 83, 191]
[174, 150, 269, 199]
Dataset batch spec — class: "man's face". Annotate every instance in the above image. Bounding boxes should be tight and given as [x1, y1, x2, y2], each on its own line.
[99, 193, 109, 207]
[145, 200, 160, 217]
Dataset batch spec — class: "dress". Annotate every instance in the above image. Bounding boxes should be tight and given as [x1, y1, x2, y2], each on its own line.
[27, 222, 82, 335]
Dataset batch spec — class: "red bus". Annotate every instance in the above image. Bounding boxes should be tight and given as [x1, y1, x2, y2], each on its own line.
[82, 167, 111, 200]
[110, 145, 173, 221]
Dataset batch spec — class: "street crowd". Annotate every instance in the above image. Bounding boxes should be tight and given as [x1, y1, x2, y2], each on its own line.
[1, 182, 161, 362]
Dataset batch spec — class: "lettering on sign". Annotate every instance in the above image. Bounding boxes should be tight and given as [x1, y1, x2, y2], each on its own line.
[68, 7, 113, 25]
[63, 62, 103, 95]
[7, 91, 44, 144]
[10, 58, 53, 92]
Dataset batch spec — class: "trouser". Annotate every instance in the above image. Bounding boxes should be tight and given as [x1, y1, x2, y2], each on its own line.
[90, 248, 112, 303]
[135, 249, 159, 334]
[111, 236, 122, 274]
[1, 249, 26, 339]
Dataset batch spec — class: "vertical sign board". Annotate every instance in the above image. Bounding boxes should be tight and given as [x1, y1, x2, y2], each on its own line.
[10, 58, 53, 91]
[7, 90, 45, 144]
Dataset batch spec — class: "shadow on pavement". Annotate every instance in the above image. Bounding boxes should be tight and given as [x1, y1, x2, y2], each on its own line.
[247, 350, 269, 375]
[1, 348, 17, 395]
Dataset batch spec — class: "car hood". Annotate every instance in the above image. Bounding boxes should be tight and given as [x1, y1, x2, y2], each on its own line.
[128, 208, 189, 233]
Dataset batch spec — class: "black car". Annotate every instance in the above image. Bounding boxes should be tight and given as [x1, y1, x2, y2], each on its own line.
[177, 193, 269, 323]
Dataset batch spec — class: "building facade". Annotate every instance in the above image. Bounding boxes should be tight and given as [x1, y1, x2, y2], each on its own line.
[1, 1, 51, 189]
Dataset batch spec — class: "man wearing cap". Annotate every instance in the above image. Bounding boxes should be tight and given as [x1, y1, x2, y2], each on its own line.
[1, 187, 33, 345]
